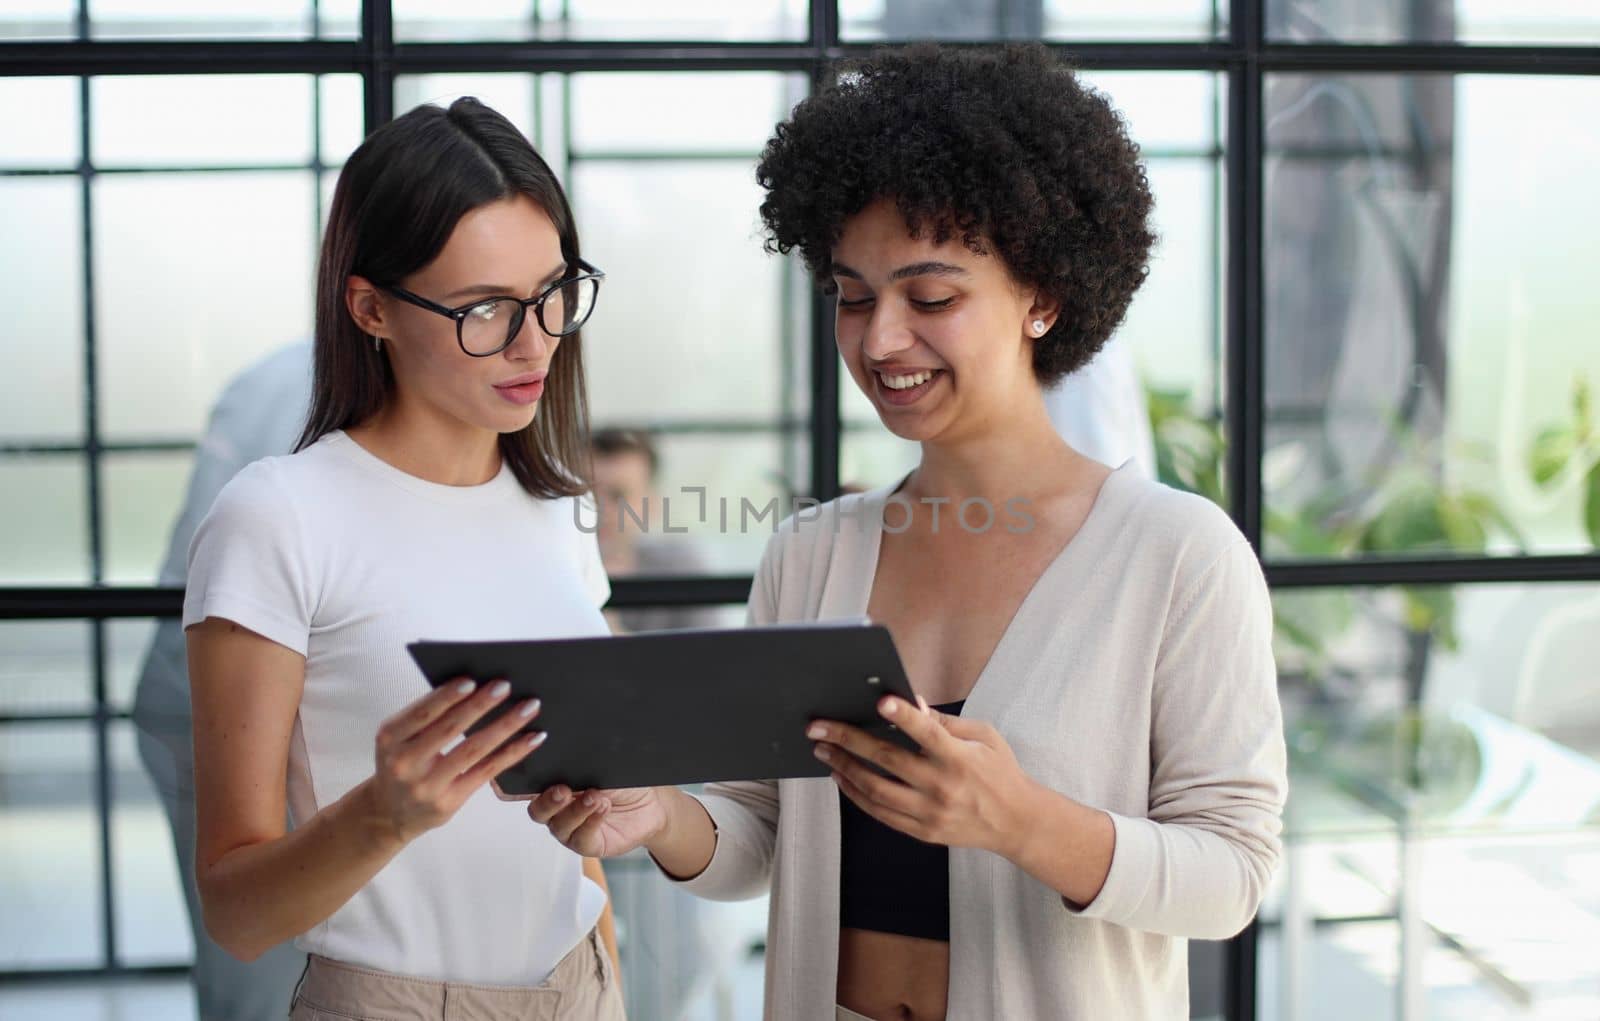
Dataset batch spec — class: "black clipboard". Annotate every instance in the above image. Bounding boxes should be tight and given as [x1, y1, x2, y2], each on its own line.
[406, 620, 919, 795]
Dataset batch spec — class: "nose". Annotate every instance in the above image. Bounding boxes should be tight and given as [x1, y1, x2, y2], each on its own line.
[859, 302, 915, 363]
[503, 305, 555, 362]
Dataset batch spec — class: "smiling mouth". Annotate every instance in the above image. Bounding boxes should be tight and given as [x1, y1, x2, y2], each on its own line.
[878, 369, 940, 391]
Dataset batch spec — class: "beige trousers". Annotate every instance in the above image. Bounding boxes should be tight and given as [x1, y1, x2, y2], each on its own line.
[288, 928, 625, 1021]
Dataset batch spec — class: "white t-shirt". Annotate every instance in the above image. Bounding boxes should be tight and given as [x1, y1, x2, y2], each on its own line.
[182, 429, 610, 985]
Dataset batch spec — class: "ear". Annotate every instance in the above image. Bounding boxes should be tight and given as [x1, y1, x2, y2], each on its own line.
[346, 274, 388, 338]
[1024, 290, 1062, 338]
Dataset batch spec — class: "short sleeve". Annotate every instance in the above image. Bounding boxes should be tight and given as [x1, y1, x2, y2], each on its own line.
[181, 460, 315, 656]
[573, 494, 611, 609]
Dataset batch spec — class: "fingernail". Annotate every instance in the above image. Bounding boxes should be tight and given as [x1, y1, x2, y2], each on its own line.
[814, 745, 832, 762]
[583, 794, 597, 807]
[916, 694, 929, 713]
[456, 680, 476, 695]
[489, 681, 511, 698]
[519, 699, 541, 718]
[552, 788, 568, 803]
[526, 731, 547, 749]
[806, 723, 827, 740]
[882, 699, 898, 717]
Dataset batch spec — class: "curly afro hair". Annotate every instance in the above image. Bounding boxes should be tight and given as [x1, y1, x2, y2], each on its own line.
[756, 43, 1155, 385]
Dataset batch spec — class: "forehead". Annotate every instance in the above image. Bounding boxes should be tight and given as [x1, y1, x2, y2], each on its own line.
[424, 194, 562, 280]
[592, 449, 653, 483]
[832, 197, 992, 276]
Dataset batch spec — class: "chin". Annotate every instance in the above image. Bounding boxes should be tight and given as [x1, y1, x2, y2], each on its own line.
[481, 404, 539, 436]
[879, 415, 938, 443]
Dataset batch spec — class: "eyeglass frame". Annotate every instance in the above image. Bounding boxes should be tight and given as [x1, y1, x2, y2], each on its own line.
[379, 258, 605, 357]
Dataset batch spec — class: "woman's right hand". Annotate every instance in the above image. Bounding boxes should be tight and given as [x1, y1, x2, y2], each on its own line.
[368, 679, 544, 846]
[526, 784, 670, 858]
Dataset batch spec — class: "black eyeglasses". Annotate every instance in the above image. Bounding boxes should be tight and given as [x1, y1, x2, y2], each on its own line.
[382, 258, 605, 357]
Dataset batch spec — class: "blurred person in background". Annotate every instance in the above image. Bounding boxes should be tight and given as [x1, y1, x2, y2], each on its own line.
[133, 341, 312, 1021]
[1043, 333, 1155, 480]
[590, 427, 725, 634]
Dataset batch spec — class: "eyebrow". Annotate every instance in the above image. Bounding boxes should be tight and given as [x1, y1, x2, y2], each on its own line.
[442, 261, 569, 302]
[829, 260, 971, 282]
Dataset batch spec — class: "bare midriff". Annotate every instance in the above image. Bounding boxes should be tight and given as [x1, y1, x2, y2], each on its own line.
[835, 927, 950, 1021]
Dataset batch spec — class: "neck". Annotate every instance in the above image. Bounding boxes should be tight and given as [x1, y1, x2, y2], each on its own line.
[906, 390, 1086, 505]
[346, 391, 502, 487]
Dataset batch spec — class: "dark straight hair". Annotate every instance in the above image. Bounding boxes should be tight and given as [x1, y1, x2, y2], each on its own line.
[297, 97, 590, 500]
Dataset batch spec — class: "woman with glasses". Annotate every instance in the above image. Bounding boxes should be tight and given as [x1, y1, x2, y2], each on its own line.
[524, 45, 1287, 1020]
[182, 98, 623, 1020]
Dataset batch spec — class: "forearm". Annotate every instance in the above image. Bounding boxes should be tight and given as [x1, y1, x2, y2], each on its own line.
[642, 787, 718, 881]
[198, 779, 405, 960]
[1005, 781, 1116, 910]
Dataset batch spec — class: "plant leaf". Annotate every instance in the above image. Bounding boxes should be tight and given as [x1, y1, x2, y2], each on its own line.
[1586, 460, 1600, 549]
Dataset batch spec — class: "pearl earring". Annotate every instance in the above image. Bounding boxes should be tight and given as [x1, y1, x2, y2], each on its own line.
[1032, 319, 1047, 335]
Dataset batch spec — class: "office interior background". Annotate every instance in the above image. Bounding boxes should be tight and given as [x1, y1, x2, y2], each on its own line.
[1, 1, 1598, 1018]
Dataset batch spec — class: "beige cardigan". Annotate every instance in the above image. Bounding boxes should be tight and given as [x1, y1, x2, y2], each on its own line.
[670, 464, 1288, 1019]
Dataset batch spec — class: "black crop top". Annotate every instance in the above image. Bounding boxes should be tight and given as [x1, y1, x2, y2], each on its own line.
[838, 699, 965, 941]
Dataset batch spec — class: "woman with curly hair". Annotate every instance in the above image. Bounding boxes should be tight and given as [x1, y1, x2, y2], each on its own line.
[526, 44, 1286, 1020]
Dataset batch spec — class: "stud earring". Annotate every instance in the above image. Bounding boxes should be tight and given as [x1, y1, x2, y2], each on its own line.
[1032, 319, 1047, 335]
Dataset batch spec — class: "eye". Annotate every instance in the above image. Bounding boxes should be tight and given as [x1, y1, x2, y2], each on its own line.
[911, 296, 956, 311]
[836, 294, 874, 310]
[468, 301, 503, 322]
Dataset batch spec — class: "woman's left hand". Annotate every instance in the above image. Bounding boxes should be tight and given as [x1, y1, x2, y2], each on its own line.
[809, 696, 1040, 859]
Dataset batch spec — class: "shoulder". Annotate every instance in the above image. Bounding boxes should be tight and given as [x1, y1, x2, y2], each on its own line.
[203, 438, 347, 533]
[1103, 473, 1260, 603]
[759, 488, 879, 577]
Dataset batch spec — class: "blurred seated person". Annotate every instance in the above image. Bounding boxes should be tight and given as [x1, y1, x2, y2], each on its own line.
[590, 427, 723, 633]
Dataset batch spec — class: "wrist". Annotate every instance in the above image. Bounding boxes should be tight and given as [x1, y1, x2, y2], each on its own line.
[998, 777, 1053, 863]
[642, 786, 683, 850]
[344, 780, 410, 856]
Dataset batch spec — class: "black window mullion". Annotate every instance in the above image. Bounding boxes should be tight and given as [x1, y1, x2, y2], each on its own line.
[92, 619, 118, 970]
[362, 0, 393, 132]
[1223, 0, 1264, 1011]
[807, 2, 840, 502]
[76, 68, 119, 975]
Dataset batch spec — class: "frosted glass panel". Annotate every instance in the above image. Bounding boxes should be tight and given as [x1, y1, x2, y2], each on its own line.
[0, 0, 75, 41]
[570, 73, 800, 153]
[111, 722, 194, 965]
[103, 451, 193, 585]
[106, 618, 161, 714]
[0, 178, 84, 443]
[393, 0, 805, 42]
[0, 456, 90, 584]
[1080, 70, 1219, 153]
[575, 162, 782, 422]
[0, 621, 94, 717]
[840, 0, 1220, 41]
[0, 77, 80, 168]
[86, 0, 339, 40]
[92, 75, 315, 167]
[318, 74, 365, 167]
[1264, 73, 1600, 560]
[394, 74, 537, 140]
[94, 171, 315, 440]
[0, 725, 102, 969]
